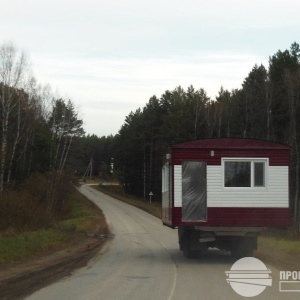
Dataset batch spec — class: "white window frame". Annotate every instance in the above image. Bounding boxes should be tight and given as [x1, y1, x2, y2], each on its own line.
[222, 158, 268, 189]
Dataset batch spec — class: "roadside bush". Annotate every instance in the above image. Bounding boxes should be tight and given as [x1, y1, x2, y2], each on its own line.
[0, 189, 51, 232]
[0, 173, 75, 234]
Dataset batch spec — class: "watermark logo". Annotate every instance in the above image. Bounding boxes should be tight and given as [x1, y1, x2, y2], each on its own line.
[279, 271, 300, 292]
[225, 257, 272, 297]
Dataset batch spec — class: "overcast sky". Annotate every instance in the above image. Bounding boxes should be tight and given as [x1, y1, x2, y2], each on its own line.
[1, 0, 299, 136]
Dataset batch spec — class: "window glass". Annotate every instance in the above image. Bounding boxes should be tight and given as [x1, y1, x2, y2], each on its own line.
[225, 161, 251, 187]
[254, 162, 265, 187]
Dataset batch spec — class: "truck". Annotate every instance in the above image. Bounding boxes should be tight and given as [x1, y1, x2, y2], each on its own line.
[162, 138, 291, 258]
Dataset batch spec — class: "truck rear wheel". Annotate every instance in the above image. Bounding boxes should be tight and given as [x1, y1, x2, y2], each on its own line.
[231, 237, 256, 259]
[231, 248, 254, 259]
[182, 232, 197, 259]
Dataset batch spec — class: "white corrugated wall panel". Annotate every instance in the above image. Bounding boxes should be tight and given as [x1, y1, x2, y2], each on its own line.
[174, 165, 182, 207]
[207, 165, 289, 207]
[173, 164, 289, 208]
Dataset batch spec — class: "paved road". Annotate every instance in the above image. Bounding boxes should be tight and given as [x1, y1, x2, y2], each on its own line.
[27, 185, 299, 300]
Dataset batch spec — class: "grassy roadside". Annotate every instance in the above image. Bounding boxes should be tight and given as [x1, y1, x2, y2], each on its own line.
[257, 231, 300, 269]
[256, 236, 300, 271]
[258, 235, 300, 255]
[0, 187, 107, 265]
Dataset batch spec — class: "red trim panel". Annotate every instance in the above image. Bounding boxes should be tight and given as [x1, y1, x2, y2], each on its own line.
[172, 207, 292, 227]
[172, 149, 290, 166]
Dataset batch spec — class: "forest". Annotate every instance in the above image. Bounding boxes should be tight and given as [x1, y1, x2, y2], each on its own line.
[1, 42, 300, 233]
[0, 42, 85, 229]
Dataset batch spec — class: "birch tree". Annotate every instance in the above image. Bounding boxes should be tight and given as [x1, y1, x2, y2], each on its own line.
[0, 42, 27, 192]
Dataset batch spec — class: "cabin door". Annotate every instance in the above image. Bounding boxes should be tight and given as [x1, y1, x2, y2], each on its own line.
[182, 161, 207, 222]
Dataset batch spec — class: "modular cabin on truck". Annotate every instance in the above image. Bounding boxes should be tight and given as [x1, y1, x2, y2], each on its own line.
[162, 138, 291, 258]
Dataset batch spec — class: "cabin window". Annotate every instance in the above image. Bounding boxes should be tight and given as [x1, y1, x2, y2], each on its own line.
[223, 159, 267, 188]
[224, 161, 251, 187]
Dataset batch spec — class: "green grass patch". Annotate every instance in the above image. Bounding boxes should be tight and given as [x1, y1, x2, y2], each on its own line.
[58, 194, 89, 232]
[59, 191, 104, 233]
[0, 187, 106, 265]
[259, 235, 300, 255]
[259, 227, 300, 255]
[0, 229, 66, 264]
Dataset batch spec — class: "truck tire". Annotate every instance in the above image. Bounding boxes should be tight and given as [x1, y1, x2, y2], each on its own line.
[231, 237, 256, 258]
[182, 231, 197, 259]
[231, 247, 254, 259]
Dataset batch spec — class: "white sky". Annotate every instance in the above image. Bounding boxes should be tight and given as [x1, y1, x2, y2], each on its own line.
[1, 0, 300, 136]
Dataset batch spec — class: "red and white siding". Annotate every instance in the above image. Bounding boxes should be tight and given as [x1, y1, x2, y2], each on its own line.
[162, 138, 292, 228]
[173, 164, 288, 208]
[207, 165, 289, 208]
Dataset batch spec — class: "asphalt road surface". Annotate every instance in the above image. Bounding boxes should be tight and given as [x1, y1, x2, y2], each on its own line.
[26, 185, 299, 300]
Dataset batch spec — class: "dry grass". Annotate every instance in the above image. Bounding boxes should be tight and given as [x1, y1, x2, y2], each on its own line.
[0, 175, 107, 264]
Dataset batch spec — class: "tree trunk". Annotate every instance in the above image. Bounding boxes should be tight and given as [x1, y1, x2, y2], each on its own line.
[0, 110, 8, 192]
[7, 99, 21, 183]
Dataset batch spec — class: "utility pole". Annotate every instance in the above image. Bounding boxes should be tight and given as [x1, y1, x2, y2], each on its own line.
[83, 158, 93, 178]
